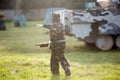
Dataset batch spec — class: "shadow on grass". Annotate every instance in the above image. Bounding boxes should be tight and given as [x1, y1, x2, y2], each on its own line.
[65, 44, 120, 65]
[66, 43, 100, 53]
[66, 43, 120, 53]
[50, 75, 71, 80]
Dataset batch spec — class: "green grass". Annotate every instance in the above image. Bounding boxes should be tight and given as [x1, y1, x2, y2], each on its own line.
[0, 21, 120, 80]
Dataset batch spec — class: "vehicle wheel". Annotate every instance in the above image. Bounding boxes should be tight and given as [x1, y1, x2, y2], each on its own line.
[95, 35, 114, 51]
[115, 35, 120, 48]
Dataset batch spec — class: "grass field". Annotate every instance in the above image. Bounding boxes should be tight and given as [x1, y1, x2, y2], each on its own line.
[0, 21, 120, 80]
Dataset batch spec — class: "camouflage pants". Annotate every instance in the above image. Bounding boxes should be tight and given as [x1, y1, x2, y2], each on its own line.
[50, 42, 71, 76]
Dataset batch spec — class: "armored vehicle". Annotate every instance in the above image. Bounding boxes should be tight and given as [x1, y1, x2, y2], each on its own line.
[44, 1, 120, 51]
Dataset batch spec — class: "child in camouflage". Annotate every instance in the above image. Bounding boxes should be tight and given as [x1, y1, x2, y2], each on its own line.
[43, 13, 71, 76]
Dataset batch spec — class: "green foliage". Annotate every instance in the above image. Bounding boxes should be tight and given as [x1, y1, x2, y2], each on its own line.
[0, 21, 120, 80]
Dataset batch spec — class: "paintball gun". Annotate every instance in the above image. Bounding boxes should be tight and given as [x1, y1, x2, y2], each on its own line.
[35, 41, 51, 47]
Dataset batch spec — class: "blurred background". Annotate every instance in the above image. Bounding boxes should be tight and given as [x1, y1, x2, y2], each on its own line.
[0, 0, 96, 20]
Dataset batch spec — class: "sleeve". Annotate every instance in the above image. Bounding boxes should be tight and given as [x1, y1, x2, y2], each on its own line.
[43, 24, 52, 29]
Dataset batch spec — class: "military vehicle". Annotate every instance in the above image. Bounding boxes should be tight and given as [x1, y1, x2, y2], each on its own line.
[43, 0, 120, 51]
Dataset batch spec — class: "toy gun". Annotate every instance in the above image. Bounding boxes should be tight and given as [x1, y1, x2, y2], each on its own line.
[35, 41, 51, 47]
[35, 40, 65, 47]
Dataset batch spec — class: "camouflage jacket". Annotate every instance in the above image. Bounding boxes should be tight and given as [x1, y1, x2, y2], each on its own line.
[44, 22, 65, 43]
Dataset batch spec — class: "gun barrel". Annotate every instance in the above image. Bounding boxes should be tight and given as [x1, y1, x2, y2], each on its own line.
[35, 42, 49, 47]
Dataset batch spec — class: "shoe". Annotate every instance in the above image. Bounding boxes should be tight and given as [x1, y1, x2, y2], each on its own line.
[66, 71, 71, 76]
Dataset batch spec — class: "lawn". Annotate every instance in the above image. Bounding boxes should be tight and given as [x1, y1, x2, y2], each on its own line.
[0, 21, 120, 80]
